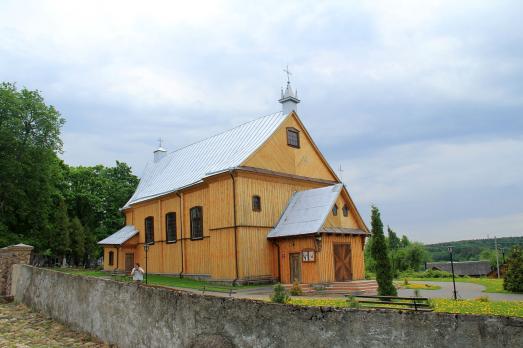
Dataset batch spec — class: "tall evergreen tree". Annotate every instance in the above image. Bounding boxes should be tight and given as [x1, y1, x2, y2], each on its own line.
[504, 246, 523, 292]
[51, 198, 70, 261]
[370, 206, 397, 296]
[387, 226, 400, 250]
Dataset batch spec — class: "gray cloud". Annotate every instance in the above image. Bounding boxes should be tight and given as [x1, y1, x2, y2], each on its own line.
[1, 0, 521, 242]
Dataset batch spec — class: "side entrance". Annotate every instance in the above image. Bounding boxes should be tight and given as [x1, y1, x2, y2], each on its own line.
[289, 253, 302, 283]
[124, 253, 134, 274]
[333, 243, 352, 282]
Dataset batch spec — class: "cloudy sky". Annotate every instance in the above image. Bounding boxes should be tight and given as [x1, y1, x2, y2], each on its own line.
[1, 0, 522, 243]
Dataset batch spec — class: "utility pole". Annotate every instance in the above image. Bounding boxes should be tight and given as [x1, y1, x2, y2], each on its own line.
[494, 236, 500, 279]
[448, 246, 457, 300]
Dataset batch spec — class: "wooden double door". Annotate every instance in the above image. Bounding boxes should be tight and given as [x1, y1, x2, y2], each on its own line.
[124, 253, 134, 274]
[333, 243, 352, 282]
[290, 253, 302, 283]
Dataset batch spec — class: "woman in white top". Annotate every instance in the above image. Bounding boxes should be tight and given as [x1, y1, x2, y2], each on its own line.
[131, 263, 145, 283]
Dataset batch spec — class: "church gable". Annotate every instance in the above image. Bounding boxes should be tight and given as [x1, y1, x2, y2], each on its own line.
[241, 113, 338, 182]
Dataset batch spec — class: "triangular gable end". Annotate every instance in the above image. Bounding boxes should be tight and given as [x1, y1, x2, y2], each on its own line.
[241, 111, 340, 182]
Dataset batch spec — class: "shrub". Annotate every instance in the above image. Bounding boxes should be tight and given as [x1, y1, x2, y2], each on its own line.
[504, 246, 523, 292]
[271, 283, 289, 304]
[289, 279, 303, 296]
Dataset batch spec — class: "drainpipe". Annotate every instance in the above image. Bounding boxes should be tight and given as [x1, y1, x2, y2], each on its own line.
[176, 192, 184, 278]
[229, 170, 240, 285]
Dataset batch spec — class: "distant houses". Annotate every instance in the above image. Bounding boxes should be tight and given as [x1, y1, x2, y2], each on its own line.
[426, 261, 492, 277]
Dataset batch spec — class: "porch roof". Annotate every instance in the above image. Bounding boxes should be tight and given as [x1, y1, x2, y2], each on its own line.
[98, 225, 138, 246]
[268, 184, 346, 238]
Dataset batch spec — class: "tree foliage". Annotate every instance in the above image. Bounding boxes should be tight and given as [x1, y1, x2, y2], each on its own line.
[0, 83, 138, 265]
[369, 206, 397, 296]
[504, 246, 523, 292]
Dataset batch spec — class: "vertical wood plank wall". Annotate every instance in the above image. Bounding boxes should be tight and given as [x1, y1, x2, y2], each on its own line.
[103, 170, 366, 283]
[242, 115, 337, 182]
[277, 234, 366, 284]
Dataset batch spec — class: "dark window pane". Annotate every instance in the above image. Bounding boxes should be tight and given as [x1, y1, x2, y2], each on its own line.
[145, 216, 154, 244]
[287, 128, 300, 147]
[166, 212, 176, 242]
[252, 195, 261, 211]
[343, 204, 349, 217]
[190, 206, 203, 239]
[332, 204, 338, 216]
[108, 251, 114, 266]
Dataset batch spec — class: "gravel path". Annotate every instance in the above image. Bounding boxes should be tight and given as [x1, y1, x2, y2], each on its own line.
[398, 281, 523, 301]
[0, 300, 108, 347]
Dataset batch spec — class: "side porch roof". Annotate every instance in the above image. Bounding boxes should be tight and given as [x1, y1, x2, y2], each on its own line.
[267, 184, 367, 238]
[98, 225, 138, 246]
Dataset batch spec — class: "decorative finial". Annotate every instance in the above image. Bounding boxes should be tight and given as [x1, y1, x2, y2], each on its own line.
[283, 65, 292, 85]
[338, 164, 344, 182]
[157, 137, 163, 148]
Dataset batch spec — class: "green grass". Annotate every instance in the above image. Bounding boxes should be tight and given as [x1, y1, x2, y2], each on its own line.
[53, 268, 257, 292]
[288, 298, 523, 318]
[405, 277, 508, 293]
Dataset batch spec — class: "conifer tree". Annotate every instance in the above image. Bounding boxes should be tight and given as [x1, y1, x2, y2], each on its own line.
[69, 217, 85, 266]
[370, 206, 397, 296]
[504, 246, 523, 292]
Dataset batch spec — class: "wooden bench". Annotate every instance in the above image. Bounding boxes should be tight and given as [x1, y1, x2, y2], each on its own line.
[346, 295, 433, 312]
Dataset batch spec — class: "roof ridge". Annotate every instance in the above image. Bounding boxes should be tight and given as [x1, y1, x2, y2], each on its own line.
[166, 111, 285, 155]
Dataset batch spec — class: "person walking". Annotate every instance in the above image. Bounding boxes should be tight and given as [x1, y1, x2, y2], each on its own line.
[131, 263, 145, 283]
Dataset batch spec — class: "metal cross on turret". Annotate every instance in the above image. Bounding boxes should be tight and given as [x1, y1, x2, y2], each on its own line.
[283, 65, 292, 85]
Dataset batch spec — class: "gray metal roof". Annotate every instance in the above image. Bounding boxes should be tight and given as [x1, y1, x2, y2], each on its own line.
[426, 261, 492, 276]
[267, 184, 344, 238]
[98, 225, 138, 245]
[124, 111, 288, 207]
[319, 227, 367, 235]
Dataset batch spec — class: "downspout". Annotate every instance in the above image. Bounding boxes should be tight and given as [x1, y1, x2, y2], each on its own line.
[176, 192, 184, 278]
[229, 170, 240, 285]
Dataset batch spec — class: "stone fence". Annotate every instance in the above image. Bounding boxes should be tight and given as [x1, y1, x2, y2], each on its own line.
[0, 244, 33, 297]
[10, 264, 523, 348]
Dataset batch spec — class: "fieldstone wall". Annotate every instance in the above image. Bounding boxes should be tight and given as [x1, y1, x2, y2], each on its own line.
[11, 264, 523, 348]
[0, 244, 33, 297]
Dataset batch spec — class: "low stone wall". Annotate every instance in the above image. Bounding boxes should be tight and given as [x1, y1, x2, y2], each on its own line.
[0, 244, 33, 296]
[11, 265, 523, 348]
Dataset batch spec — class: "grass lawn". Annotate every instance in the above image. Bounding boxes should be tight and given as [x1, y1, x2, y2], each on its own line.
[288, 298, 523, 318]
[53, 268, 256, 292]
[403, 277, 508, 293]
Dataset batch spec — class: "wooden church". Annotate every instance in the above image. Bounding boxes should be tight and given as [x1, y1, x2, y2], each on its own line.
[99, 81, 369, 284]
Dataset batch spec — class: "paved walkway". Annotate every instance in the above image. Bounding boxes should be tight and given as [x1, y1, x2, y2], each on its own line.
[398, 281, 523, 301]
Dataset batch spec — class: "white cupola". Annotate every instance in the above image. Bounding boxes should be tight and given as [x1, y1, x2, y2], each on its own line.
[278, 66, 300, 114]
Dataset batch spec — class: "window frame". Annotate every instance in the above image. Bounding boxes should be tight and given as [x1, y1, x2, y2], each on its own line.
[165, 212, 177, 243]
[252, 195, 261, 212]
[332, 204, 338, 216]
[342, 204, 349, 217]
[145, 216, 155, 244]
[286, 127, 300, 148]
[108, 251, 114, 266]
[190, 206, 204, 240]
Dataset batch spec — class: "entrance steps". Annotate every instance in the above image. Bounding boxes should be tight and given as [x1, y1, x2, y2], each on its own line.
[283, 280, 378, 296]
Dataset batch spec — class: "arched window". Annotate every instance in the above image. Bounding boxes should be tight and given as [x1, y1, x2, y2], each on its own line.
[332, 204, 338, 216]
[108, 251, 114, 266]
[166, 212, 176, 243]
[252, 195, 261, 212]
[286, 127, 300, 148]
[342, 204, 349, 217]
[145, 216, 154, 244]
[190, 206, 203, 240]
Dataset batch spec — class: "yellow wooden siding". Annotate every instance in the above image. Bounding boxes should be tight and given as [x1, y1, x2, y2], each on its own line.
[182, 186, 211, 275]
[276, 234, 366, 284]
[208, 175, 234, 230]
[323, 195, 359, 229]
[235, 172, 324, 227]
[242, 114, 337, 181]
[210, 228, 236, 280]
[236, 227, 274, 279]
[103, 247, 118, 271]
